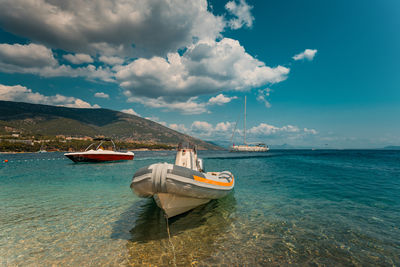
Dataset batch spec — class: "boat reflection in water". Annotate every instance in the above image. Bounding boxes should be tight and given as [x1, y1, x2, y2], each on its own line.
[111, 194, 236, 265]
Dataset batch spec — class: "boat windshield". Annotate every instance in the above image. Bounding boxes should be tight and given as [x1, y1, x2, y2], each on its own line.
[177, 142, 197, 152]
[85, 138, 116, 151]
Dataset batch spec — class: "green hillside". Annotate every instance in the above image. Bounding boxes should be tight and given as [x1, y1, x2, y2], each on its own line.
[0, 100, 219, 150]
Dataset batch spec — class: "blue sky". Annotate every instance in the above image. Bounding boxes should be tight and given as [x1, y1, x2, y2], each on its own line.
[0, 0, 399, 148]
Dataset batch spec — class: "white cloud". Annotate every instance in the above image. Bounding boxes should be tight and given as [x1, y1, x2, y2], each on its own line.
[99, 56, 125, 65]
[0, 44, 114, 82]
[38, 64, 114, 82]
[215, 121, 234, 132]
[169, 123, 188, 133]
[127, 96, 208, 115]
[116, 38, 289, 101]
[178, 121, 318, 141]
[293, 49, 318, 61]
[0, 1, 292, 113]
[0, 84, 100, 108]
[115, 38, 288, 113]
[127, 93, 239, 114]
[191, 121, 214, 136]
[189, 121, 235, 138]
[304, 128, 318, 135]
[247, 123, 319, 142]
[0, 0, 225, 57]
[249, 123, 300, 135]
[143, 118, 318, 142]
[144, 116, 167, 126]
[208, 94, 237, 105]
[257, 88, 272, 108]
[225, 0, 254, 29]
[94, 92, 110, 99]
[121, 108, 140, 116]
[0, 43, 57, 70]
[63, 53, 93, 64]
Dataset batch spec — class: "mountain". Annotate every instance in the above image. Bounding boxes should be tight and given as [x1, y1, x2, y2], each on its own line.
[205, 140, 232, 149]
[0, 100, 220, 150]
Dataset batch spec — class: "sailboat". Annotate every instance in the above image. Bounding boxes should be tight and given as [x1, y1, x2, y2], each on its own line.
[230, 96, 269, 152]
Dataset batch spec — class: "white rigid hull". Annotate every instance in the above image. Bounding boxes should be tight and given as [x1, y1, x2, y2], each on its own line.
[131, 163, 234, 218]
[153, 193, 211, 218]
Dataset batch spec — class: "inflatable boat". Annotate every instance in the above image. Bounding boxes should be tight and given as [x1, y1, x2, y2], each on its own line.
[130, 143, 234, 218]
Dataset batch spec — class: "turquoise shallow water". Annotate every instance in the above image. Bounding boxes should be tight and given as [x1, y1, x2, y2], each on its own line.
[1, 150, 399, 266]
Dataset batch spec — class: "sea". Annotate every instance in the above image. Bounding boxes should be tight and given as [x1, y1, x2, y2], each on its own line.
[0, 150, 399, 266]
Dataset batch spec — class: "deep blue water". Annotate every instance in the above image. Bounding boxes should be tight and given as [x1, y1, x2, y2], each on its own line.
[0, 150, 399, 265]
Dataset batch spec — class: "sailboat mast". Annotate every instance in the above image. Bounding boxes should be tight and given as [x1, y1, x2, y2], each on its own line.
[244, 95, 246, 145]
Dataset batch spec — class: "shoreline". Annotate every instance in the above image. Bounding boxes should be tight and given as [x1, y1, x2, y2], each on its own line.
[2, 148, 399, 154]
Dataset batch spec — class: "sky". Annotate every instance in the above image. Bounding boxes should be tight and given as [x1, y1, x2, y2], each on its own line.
[0, 0, 399, 148]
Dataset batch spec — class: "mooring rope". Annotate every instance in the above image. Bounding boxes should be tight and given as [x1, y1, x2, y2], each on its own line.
[165, 213, 177, 267]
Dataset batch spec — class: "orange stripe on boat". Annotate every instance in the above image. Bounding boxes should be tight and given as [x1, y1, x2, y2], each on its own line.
[193, 175, 234, 187]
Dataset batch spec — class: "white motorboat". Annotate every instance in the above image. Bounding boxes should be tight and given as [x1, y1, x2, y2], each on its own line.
[37, 144, 47, 153]
[64, 138, 134, 163]
[130, 143, 234, 218]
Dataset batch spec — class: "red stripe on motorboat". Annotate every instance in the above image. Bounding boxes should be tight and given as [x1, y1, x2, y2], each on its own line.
[85, 154, 134, 161]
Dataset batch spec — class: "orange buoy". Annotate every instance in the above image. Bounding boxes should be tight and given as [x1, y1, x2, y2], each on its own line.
[4, 159, 8, 163]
